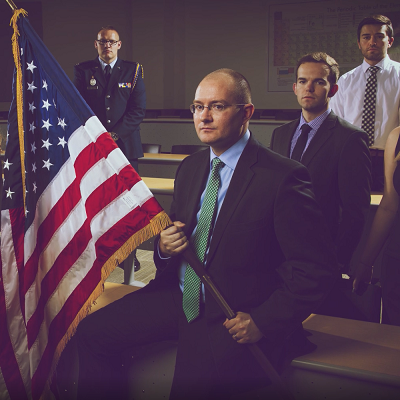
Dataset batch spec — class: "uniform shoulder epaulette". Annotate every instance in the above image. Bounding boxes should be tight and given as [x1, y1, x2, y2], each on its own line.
[122, 60, 144, 79]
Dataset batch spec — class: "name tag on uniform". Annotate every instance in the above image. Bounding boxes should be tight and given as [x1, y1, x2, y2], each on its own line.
[86, 86, 99, 90]
[118, 82, 132, 88]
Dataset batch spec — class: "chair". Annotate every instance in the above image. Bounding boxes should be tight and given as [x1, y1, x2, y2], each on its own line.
[142, 143, 161, 153]
[170, 144, 209, 154]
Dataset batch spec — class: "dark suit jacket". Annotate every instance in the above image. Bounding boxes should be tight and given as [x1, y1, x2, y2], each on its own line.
[154, 135, 337, 385]
[73, 58, 146, 160]
[270, 112, 371, 266]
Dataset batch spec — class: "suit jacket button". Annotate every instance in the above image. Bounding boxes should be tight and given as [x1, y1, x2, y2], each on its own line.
[106, 95, 111, 98]
[106, 107, 110, 111]
[107, 120, 111, 123]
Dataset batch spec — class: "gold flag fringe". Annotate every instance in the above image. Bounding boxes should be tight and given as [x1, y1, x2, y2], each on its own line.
[44, 210, 172, 399]
[10, 9, 28, 212]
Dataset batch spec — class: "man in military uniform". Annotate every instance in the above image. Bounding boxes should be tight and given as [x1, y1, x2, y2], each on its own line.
[74, 25, 146, 281]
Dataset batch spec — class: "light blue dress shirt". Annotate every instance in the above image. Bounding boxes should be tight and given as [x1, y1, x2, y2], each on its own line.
[98, 57, 118, 73]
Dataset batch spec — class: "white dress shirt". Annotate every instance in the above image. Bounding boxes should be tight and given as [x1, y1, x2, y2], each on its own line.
[330, 56, 400, 150]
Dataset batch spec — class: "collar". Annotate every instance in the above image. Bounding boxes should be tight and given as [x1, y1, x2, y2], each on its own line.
[98, 57, 118, 72]
[362, 55, 390, 73]
[209, 130, 250, 171]
[299, 108, 331, 131]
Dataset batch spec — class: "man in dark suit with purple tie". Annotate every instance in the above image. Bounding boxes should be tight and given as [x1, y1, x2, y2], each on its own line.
[270, 52, 371, 277]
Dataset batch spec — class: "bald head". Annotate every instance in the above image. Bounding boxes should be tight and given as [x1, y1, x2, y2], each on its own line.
[201, 68, 252, 105]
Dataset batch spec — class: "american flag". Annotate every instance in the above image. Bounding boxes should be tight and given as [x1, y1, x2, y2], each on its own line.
[0, 10, 170, 400]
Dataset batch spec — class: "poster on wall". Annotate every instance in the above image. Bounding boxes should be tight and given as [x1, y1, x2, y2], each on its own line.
[268, 0, 400, 91]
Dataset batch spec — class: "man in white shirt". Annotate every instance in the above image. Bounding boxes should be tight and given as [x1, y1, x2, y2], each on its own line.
[330, 15, 400, 191]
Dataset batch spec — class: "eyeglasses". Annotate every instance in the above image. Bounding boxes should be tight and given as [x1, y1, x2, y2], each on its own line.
[189, 103, 247, 114]
[96, 39, 120, 46]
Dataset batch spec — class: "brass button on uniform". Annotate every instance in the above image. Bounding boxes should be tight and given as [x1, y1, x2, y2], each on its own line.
[106, 107, 110, 111]
[107, 120, 111, 123]
[106, 95, 111, 99]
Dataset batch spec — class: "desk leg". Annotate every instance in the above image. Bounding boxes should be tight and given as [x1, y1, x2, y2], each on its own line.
[123, 253, 146, 287]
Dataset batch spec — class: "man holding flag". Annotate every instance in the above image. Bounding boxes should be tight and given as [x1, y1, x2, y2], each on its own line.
[0, 8, 169, 400]
[76, 68, 338, 399]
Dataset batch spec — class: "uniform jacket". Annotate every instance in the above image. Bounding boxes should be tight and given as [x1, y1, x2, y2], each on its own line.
[154, 135, 338, 384]
[270, 111, 371, 265]
[73, 58, 146, 160]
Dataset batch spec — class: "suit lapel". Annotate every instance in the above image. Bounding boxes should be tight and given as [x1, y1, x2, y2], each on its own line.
[185, 151, 211, 236]
[280, 119, 298, 157]
[206, 137, 258, 265]
[92, 59, 106, 88]
[300, 112, 337, 166]
[108, 58, 123, 90]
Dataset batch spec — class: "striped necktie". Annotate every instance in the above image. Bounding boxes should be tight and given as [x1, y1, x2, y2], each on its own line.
[182, 157, 224, 323]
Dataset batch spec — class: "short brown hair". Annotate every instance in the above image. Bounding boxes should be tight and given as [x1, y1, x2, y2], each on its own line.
[204, 68, 251, 104]
[296, 52, 339, 86]
[357, 15, 393, 40]
[97, 26, 120, 39]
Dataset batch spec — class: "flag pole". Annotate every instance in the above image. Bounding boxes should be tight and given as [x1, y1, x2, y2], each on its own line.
[6, 0, 18, 11]
[182, 248, 295, 400]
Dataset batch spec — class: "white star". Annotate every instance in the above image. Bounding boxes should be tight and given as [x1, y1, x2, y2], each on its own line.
[32, 162, 37, 173]
[6, 188, 14, 198]
[33, 182, 37, 193]
[42, 119, 52, 131]
[29, 102, 36, 113]
[29, 122, 36, 133]
[31, 142, 37, 154]
[42, 99, 52, 111]
[58, 137, 67, 148]
[3, 159, 12, 170]
[27, 82, 37, 93]
[26, 60, 37, 73]
[42, 80, 48, 90]
[42, 138, 52, 150]
[57, 118, 67, 130]
[43, 159, 53, 170]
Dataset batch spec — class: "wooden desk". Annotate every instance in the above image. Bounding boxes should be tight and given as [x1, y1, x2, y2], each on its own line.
[370, 193, 383, 206]
[138, 153, 188, 179]
[280, 314, 400, 399]
[142, 177, 174, 195]
[139, 153, 188, 164]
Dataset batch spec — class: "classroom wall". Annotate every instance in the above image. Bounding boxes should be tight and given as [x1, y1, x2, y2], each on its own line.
[1, 0, 398, 112]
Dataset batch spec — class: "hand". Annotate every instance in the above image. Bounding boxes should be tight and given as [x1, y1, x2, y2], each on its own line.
[110, 132, 119, 141]
[159, 221, 189, 257]
[352, 262, 373, 292]
[223, 312, 263, 344]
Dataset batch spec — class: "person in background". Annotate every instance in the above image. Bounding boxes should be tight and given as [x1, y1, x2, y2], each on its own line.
[270, 52, 371, 278]
[74, 25, 146, 281]
[353, 125, 400, 326]
[75, 68, 337, 400]
[330, 15, 400, 192]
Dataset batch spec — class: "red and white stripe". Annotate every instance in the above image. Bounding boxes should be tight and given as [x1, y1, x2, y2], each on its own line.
[1, 116, 164, 399]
